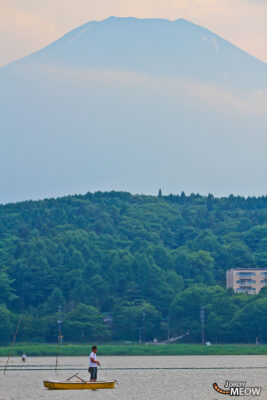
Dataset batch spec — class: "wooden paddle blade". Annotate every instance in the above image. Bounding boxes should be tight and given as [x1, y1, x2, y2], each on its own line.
[66, 372, 79, 381]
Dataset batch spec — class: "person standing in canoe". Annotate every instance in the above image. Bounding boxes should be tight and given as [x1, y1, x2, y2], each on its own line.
[88, 345, 100, 382]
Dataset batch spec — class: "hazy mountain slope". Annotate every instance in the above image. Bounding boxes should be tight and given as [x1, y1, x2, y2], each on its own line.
[3, 17, 266, 90]
[0, 17, 266, 203]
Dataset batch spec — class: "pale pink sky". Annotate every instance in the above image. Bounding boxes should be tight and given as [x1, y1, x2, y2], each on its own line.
[1, 0, 267, 67]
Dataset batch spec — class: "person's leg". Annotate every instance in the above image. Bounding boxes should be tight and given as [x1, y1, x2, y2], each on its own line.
[89, 368, 93, 382]
[91, 367, 97, 382]
[89, 367, 95, 382]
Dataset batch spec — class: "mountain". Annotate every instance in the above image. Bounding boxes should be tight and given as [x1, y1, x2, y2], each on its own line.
[0, 17, 266, 203]
[1, 191, 267, 343]
[3, 17, 266, 90]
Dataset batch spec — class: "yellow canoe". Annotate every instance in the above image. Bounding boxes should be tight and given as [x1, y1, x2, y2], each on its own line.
[43, 380, 116, 390]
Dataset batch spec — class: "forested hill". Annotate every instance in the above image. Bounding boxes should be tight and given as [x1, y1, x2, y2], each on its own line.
[1, 191, 267, 344]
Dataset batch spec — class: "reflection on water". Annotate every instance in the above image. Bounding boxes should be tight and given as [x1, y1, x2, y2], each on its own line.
[1, 356, 266, 400]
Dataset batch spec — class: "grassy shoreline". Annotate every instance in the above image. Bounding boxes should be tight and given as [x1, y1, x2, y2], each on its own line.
[0, 344, 267, 357]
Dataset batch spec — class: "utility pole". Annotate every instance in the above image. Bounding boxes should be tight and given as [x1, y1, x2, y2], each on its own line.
[57, 306, 63, 344]
[55, 306, 63, 371]
[200, 307, 205, 345]
[142, 311, 146, 343]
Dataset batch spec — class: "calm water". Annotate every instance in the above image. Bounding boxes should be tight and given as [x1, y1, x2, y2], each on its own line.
[1, 355, 266, 399]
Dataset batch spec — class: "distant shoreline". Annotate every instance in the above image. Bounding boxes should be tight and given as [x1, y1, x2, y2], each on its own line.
[1, 344, 267, 357]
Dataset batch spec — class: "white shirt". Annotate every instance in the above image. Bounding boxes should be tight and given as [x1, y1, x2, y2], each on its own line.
[89, 352, 98, 367]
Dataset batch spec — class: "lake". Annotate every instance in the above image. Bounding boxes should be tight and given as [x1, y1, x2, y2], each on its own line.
[1, 355, 266, 399]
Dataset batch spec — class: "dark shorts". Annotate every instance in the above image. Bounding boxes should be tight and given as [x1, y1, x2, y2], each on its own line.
[88, 367, 97, 380]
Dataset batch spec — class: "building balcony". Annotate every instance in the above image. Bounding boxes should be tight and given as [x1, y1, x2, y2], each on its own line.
[236, 287, 256, 294]
[237, 279, 256, 284]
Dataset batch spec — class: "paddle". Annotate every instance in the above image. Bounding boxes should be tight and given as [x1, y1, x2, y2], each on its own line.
[66, 372, 87, 383]
[66, 372, 80, 381]
[76, 375, 87, 383]
[3, 316, 23, 375]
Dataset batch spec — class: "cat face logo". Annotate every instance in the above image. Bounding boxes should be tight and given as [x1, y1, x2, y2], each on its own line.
[213, 383, 230, 395]
[213, 381, 261, 397]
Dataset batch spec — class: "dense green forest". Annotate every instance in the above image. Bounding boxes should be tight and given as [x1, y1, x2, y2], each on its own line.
[1, 191, 267, 345]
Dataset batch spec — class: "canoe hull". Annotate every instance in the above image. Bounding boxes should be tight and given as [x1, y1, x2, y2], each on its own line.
[43, 380, 116, 390]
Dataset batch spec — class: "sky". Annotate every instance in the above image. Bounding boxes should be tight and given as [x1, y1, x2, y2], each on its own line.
[0, 0, 267, 67]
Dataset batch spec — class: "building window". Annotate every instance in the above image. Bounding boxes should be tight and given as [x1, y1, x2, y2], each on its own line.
[236, 272, 256, 277]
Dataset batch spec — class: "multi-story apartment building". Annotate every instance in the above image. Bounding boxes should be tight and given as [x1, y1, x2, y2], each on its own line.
[226, 268, 267, 294]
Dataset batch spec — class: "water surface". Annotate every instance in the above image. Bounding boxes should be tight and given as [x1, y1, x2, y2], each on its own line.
[1, 355, 266, 399]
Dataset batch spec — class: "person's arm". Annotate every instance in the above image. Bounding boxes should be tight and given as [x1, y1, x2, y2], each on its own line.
[90, 356, 100, 366]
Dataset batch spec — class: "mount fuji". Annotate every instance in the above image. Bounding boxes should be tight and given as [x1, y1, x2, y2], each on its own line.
[0, 17, 266, 202]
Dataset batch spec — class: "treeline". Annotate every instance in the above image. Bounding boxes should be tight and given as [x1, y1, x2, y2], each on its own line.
[0, 191, 267, 344]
